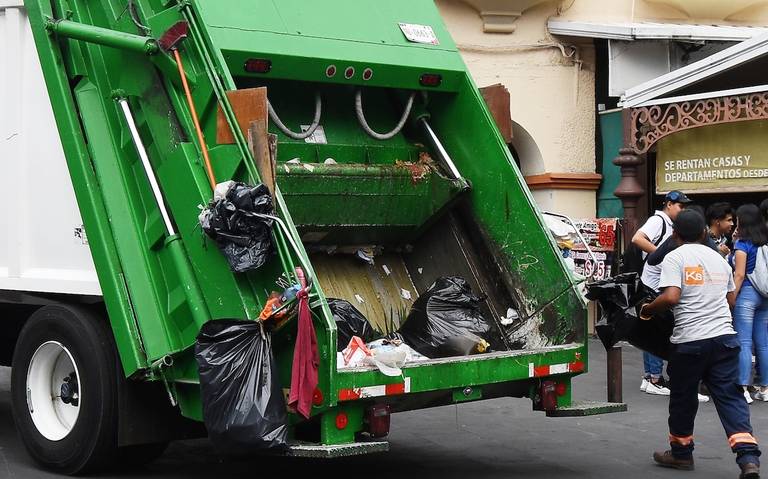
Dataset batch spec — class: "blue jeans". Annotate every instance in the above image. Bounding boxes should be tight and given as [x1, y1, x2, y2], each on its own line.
[643, 351, 664, 378]
[733, 283, 768, 386]
[668, 335, 760, 466]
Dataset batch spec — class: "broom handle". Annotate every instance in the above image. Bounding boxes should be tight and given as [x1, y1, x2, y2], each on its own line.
[174, 48, 216, 191]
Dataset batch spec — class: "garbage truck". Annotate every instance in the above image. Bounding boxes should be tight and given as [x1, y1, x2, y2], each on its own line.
[0, 0, 625, 474]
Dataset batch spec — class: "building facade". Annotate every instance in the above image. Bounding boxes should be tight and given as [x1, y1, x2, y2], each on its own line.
[435, 0, 768, 220]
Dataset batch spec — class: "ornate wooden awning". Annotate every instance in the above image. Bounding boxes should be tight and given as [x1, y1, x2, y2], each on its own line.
[627, 91, 768, 154]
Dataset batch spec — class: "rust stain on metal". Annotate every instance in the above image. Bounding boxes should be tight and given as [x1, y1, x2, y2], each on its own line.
[395, 151, 436, 185]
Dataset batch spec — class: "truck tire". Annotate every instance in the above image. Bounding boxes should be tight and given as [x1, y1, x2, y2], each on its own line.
[117, 442, 169, 467]
[11, 304, 119, 474]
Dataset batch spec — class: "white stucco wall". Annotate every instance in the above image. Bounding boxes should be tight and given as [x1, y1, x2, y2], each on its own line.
[436, 0, 598, 218]
[558, 0, 768, 25]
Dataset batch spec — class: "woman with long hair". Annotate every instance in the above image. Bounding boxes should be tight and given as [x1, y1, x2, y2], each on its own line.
[732, 204, 768, 403]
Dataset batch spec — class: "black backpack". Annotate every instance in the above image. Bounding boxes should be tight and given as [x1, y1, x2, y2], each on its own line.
[620, 215, 667, 274]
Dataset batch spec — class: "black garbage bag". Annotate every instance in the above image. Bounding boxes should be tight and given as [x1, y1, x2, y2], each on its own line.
[195, 320, 288, 453]
[199, 182, 274, 273]
[328, 299, 378, 351]
[586, 273, 673, 360]
[395, 276, 492, 358]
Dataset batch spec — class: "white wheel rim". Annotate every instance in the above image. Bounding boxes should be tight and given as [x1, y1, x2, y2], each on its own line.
[25, 341, 82, 441]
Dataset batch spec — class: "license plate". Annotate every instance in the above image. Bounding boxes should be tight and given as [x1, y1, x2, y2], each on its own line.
[398, 23, 439, 45]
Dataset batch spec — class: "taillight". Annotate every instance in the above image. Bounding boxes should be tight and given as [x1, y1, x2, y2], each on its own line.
[540, 381, 558, 411]
[419, 73, 442, 87]
[244, 58, 272, 74]
[555, 382, 568, 397]
[364, 404, 391, 438]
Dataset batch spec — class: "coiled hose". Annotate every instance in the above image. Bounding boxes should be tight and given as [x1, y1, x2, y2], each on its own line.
[267, 93, 322, 140]
[355, 89, 415, 140]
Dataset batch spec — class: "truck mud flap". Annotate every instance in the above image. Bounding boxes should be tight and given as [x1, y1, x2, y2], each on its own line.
[546, 400, 627, 417]
[285, 440, 389, 458]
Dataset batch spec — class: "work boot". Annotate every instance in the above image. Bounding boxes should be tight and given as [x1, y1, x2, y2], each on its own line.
[739, 462, 760, 479]
[653, 450, 694, 470]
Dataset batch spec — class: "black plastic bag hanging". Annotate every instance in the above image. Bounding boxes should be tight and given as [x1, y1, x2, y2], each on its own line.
[328, 298, 378, 351]
[394, 276, 492, 358]
[195, 320, 288, 453]
[199, 181, 275, 273]
[586, 273, 673, 360]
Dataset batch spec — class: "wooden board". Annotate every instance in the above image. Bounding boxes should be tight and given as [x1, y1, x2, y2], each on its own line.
[248, 122, 276, 196]
[216, 87, 267, 144]
[480, 83, 513, 143]
[310, 253, 418, 335]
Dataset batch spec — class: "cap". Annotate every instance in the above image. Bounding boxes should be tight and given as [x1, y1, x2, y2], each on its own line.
[665, 190, 692, 204]
[673, 209, 706, 242]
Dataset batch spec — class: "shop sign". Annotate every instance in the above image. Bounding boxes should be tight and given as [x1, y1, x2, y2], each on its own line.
[656, 120, 768, 194]
[572, 250, 614, 281]
[571, 218, 618, 280]
[572, 218, 617, 252]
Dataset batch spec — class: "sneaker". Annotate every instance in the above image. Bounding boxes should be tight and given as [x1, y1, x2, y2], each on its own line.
[653, 450, 694, 470]
[641, 378, 649, 392]
[754, 387, 768, 402]
[744, 387, 755, 404]
[697, 394, 710, 403]
[699, 382, 710, 396]
[645, 378, 671, 396]
[740, 462, 759, 479]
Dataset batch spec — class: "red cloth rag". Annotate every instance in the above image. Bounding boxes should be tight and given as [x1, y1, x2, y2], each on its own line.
[288, 288, 319, 419]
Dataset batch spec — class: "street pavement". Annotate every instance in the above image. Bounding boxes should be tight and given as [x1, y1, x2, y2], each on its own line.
[2, 340, 766, 478]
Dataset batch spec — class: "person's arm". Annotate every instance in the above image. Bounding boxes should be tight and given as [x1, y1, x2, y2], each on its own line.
[632, 230, 657, 254]
[647, 236, 676, 266]
[718, 242, 731, 257]
[733, 250, 747, 298]
[727, 291, 736, 309]
[640, 287, 681, 319]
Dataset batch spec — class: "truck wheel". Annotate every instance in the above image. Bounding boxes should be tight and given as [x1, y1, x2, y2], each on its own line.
[11, 304, 119, 474]
[118, 442, 169, 467]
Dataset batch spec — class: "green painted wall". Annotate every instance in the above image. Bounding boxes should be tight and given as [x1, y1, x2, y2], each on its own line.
[598, 110, 624, 218]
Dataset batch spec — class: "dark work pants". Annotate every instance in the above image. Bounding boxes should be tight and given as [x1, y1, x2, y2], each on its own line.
[668, 334, 760, 466]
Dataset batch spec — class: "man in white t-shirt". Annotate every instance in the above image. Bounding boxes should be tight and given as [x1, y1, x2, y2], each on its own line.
[632, 190, 691, 395]
[640, 210, 760, 479]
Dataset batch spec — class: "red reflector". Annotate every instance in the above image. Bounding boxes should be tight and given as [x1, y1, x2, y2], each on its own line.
[312, 388, 324, 406]
[555, 382, 568, 396]
[540, 380, 558, 411]
[244, 58, 272, 74]
[365, 404, 391, 438]
[335, 412, 348, 430]
[419, 73, 442, 87]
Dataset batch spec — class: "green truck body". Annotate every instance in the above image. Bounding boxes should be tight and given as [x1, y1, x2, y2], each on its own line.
[0, 0, 623, 473]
